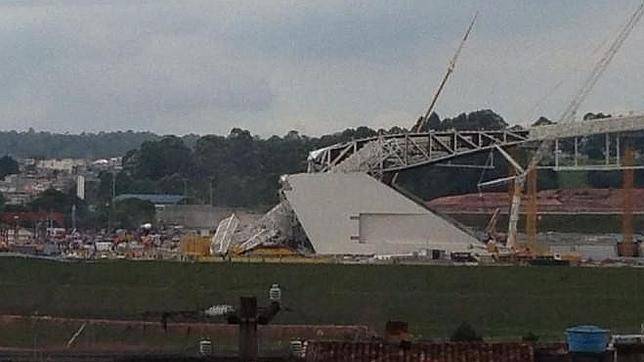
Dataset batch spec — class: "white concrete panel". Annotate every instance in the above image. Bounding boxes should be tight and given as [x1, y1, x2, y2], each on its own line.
[282, 172, 479, 255]
[359, 213, 472, 252]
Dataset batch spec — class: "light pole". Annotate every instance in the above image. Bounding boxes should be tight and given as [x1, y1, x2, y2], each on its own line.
[112, 170, 116, 203]
[209, 177, 215, 206]
[107, 171, 116, 232]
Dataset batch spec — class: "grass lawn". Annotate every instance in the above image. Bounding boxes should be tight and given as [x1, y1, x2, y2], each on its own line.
[0, 257, 643, 342]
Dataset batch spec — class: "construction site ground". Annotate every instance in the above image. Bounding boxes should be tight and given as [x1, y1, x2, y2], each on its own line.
[428, 188, 644, 214]
[427, 188, 644, 234]
[0, 257, 642, 346]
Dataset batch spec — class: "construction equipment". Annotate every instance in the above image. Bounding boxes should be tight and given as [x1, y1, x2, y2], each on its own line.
[622, 146, 635, 245]
[618, 145, 638, 256]
[412, 12, 478, 132]
[210, 213, 240, 256]
[484, 208, 502, 242]
[483, 208, 504, 253]
[506, 1, 644, 250]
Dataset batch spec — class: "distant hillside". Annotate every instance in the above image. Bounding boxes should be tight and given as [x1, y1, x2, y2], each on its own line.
[0, 130, 200, 159]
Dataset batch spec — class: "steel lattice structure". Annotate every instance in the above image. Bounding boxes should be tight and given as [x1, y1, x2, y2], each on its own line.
[307, 114, 644, 176]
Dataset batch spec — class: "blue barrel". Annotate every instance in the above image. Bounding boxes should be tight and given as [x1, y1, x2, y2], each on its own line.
[566, 325, 610, 353]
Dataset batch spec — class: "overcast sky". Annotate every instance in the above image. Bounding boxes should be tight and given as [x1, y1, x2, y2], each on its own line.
[1, 1, 643, 136]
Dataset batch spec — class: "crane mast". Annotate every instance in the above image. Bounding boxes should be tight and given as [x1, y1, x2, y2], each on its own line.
[413, 12, 478, 132]
[506, 1, 644, 249]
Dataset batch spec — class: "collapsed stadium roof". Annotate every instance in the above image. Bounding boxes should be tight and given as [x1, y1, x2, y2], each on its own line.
[280, 172, 480, 255]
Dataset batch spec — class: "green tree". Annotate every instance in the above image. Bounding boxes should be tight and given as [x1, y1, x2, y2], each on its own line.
[532, 116, 554, 127]
[124, 136, 194, 180]
[0, 155, 19, 179]
[28, 188, 94, 228]
[29, 189, 74, 213]
[441, 109, 507, 131]
[450, 322, 483, 342]
[112, 198, 156, 229]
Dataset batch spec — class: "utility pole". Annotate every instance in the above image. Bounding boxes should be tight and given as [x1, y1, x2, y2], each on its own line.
[225, 285, 281, 361]
[71, 204, 77, 231]
[209, 177, 215, 206]
[112, 171, 116, 202]
[239, 297, 259, 360]
[107, 171, 116, 232]
[154, 287, 282, 361]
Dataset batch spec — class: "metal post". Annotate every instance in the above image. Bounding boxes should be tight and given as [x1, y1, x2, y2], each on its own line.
[574, 137, 579, 167]
[112, 171, 116, 202]
[554, 138, 560, 169]
[209, 177, 215, 206]
[616, 135, 621, 166]
[71, 204, 77, 231]
[379, 135, 384, 173]
[239, 297, 258, 361]
[605, 133, 610, 165]
[108, 170, 116, 232]
[404, 133, 409, 165]
[452, 132, 457, 153]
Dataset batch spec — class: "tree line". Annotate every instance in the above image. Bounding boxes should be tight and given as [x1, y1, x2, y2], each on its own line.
[101, 110, 510, 208]
[1, 109, 643, 230]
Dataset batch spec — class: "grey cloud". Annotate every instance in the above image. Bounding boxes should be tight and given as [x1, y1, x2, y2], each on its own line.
[0, 0, 642, 136]
[0, 2, 274, 133]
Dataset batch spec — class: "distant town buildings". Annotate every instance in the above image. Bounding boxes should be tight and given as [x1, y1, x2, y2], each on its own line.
[37, 158, 86, 173]
[0, 156, 121, 205]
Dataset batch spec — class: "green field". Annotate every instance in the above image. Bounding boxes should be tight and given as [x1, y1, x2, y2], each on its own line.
[1, 257, 643, 342]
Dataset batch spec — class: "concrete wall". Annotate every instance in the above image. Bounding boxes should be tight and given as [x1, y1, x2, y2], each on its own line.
[157, 205, 260, 231]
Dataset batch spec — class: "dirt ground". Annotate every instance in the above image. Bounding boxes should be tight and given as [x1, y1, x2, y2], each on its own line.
[427, 188, 644, 214]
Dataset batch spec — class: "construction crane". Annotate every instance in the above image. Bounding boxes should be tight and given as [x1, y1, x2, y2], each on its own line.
[483, 208, 503, 252]
[412, 12, 478, 132]
[506, 1, 644, 250]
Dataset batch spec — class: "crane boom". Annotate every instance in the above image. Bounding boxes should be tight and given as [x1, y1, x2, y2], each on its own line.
[506, 1, 644, 249]
[413, 12, 478, 132]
